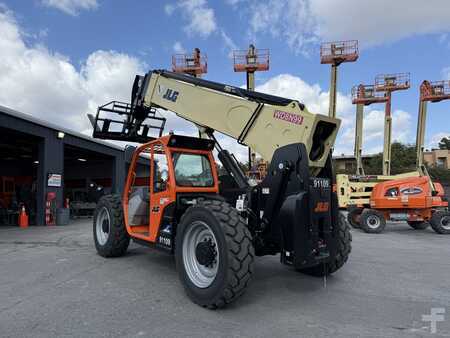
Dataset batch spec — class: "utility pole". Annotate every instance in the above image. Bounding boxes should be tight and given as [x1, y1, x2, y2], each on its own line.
[233, 44, 269, 170]
[320, 40, 358, 118]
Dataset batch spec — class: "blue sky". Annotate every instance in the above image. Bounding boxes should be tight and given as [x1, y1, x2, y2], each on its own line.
[1, 0, 450, 159]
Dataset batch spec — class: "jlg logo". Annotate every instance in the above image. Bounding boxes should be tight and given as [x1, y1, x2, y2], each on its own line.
[314, 202, 329, 213]
[158, 84, 179, 102]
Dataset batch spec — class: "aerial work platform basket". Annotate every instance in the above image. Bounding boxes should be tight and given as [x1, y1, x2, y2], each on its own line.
[233, 46, 269, 72]
[375, 73, 410, 92]
[320, 40, 359, 65]
[172, 48, 207, 76]
[351, 84, 388, 105]
[420, 80, 450, 102]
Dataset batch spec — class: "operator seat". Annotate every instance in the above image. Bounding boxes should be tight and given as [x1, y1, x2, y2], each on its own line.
[128, 187, 150, 225]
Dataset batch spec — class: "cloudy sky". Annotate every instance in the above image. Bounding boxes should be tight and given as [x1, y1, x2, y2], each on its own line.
[1, 0, 450, 160]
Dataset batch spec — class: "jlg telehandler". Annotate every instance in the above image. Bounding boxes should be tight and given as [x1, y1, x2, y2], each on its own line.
[90, 70, 351, 308]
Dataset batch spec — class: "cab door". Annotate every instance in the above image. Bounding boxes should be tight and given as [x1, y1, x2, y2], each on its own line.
[149, 144, 173, 242]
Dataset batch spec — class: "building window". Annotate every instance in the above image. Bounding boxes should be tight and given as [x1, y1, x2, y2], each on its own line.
[436, 158, 445, 168]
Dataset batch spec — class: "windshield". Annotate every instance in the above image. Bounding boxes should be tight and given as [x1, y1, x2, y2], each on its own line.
[172, 152, 214, 187]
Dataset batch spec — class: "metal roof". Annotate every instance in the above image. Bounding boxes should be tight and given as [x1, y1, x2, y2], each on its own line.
[0, 104, 125, 152]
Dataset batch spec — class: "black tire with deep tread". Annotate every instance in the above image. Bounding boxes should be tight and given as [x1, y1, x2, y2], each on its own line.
[360, 209, 386, 234]
[407, 221, 429, 230]
[175, 199, 254, 309]
[93, 194, 130, 257]
[347, 207, 362, 229]
[430, 210, 450, 234]
[298, 213, 352, 277]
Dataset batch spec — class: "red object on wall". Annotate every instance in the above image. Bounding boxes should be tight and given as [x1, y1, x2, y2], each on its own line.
[46, 192, 57, 225]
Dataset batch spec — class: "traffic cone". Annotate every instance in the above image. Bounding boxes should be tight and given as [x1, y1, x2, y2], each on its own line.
[19, 205, 29, 228]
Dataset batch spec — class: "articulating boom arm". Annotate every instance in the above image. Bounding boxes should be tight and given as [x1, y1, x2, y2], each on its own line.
[135, 70, 340, 170]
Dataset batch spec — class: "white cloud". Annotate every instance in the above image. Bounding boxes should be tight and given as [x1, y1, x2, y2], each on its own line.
[173, 41, 186, 54]
[442, 67, 450, 80]
[42, 0, 98, 16]
[164, 4, 175, 15]
[311, 0, 450, 48]
[165, 0, 217, 38]
[0, 7, 145, 133]
[249, 0, 318, 55]
[237, 0, 450, 54]
[220, 30, 237, 57]
[426, 132, 450, 150]
[225, 0, 245, 5]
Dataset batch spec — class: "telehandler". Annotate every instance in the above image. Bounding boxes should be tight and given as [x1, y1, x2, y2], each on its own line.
[90, 70, 351, 308]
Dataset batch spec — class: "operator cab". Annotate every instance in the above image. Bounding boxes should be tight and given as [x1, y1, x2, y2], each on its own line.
[123, 134, 218, 248]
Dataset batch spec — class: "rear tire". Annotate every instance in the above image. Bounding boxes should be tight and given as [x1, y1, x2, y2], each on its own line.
[298, 213, 352, 277]
[407, 221, 429, 230]
[430, 210, 450, 234]
[93, 194, 130, 257]
[176, 199, 254, 309]
[347, 207, 362, 229]
[360, 209, 386, 234]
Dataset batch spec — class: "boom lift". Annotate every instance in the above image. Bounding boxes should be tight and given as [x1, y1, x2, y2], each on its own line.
[351, 84, 389, 175]
[90, 69, 351, 308]
[374, 73, 410, 176]
[416, 80, 450, 177]
[338, 80, 449, 234]
[320, 40, 358, 119]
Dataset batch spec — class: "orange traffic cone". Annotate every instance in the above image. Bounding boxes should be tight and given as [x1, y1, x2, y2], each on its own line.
[19, 205, 29, 228]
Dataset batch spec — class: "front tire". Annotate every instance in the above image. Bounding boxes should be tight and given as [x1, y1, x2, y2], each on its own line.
[360, 209, 386, 233]
[407, 221, 429, 230]
[347, 207, 362, 229]
[176, 199, 254, 309]
[298, 213, 352, 276]
[430, 210, 450, 234]
[93, 194, 130, 257]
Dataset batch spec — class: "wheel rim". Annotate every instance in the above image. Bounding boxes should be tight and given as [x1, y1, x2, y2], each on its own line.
[366, 215, 380, 229]
[96, 207, 110, 245]
[182, 221, 219, 288]
[441, 216, 450, 230]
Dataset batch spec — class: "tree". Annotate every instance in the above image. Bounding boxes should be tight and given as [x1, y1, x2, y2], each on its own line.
[438, 136, 450, 150]
[365, 142, 416, 175]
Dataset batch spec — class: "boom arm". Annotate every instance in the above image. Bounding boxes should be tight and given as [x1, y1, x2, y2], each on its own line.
[133, 70, 340, 170]
[91, 70, 340, 170]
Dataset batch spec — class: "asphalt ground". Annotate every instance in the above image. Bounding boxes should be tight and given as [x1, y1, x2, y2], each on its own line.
[0, 219, 449, 338]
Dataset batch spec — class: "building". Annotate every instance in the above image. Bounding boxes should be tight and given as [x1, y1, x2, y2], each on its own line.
[423, 149, 450, 169]
[333, 154, 377, 173]
[0, 105, 128, 226]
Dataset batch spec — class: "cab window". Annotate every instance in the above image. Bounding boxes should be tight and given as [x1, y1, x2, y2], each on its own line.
[385, 187, 399, 197]
[172, 153, 214, 187]
[400, 187, 423, 195]
[153, 149, 169, 193]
